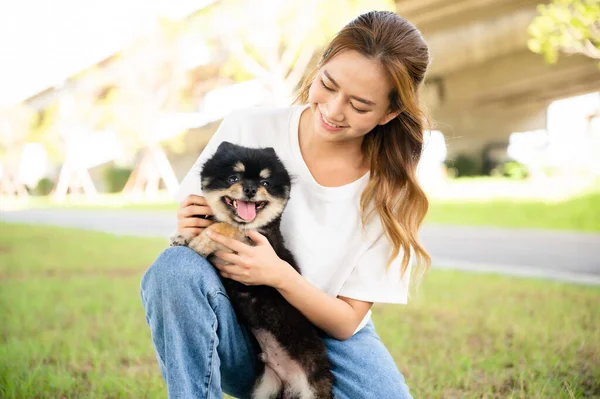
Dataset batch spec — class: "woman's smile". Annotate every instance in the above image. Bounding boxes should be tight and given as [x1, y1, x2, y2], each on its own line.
[319, 109, 346, 132]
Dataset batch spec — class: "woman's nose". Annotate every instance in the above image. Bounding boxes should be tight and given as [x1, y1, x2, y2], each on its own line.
[325, 97, 345, 123]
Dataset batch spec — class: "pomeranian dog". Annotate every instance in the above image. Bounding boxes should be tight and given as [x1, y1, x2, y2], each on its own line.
[171, 142, 333, 399]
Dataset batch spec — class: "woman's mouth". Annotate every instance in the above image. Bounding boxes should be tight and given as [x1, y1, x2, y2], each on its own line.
[319, 110, 345, 132]
[223, 196, 267, 222]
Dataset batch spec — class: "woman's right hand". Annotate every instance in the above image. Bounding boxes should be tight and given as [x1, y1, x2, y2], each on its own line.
[176, 194, 215, 237]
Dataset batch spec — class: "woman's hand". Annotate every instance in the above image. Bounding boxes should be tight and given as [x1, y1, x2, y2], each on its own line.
[207, 230, 296, 288]
[176, 194, 215, 237]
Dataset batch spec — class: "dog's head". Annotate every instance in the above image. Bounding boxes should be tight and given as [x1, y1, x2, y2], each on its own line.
[200, 142, 291, 230]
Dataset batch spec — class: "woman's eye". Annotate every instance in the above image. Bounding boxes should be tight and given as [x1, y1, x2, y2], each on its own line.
[260, 180, 270, 188]
[228, 175, 240, 183]
[321, 78, 368, 113]
[321, 79, 334, 92]
[351, 104, 368, 114]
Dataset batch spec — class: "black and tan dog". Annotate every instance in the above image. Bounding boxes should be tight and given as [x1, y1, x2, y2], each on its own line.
[171, 142, 333, 399]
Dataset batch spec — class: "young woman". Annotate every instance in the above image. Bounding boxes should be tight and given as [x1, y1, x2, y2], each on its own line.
[141, 10, 431, 399]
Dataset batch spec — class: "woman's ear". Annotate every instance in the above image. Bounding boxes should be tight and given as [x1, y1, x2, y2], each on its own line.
[378, 109, 401, 126]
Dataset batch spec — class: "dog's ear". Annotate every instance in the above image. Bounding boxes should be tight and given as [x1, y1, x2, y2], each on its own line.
[216, 141, 237, 153]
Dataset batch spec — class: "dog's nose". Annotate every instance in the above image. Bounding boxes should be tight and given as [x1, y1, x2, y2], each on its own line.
[244, 187, 257, 197]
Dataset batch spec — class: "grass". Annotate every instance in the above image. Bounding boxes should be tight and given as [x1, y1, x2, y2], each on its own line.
[423, 176, 600, 232]
[426, 190, 600, 232]
[4, 193, 178, 212]
[0, 224, 168, 398]
[4, 177, 600, 232]
[1, 223, 599, 398]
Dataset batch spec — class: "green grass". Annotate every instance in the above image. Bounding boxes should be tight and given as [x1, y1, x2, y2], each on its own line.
[3, 192, 178, 211]
[0, 224, 168, 399]
[1, 223, 599, 398]
[426, 191, 600, 232]
[6, 178, 600, 232]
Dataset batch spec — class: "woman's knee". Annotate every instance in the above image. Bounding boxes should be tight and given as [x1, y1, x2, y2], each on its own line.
[326, 323, 413, 399]
[141, 246, 222, 301]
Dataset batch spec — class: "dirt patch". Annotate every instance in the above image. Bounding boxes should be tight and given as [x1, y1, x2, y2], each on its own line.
[495, 375, 527, 396]
[121, 356, 159, 376]
[577, 346, 600, 396]
[439, 388, 468, 399]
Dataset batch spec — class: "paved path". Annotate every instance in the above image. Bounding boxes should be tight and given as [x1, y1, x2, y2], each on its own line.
[2, 209, 599, 285]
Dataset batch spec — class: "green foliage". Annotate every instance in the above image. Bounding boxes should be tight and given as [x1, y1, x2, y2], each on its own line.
[0, 104, 36, 159]
[101, 166, 130, 193]
[28, 104, 63, 162]
[201, 0, 396, 95]
[103, 166, 133, 193]
[32, 178, 55, 196]
[528, 0, 600, 66]
[102, 20, 193, 154]
[499, 161, 530, 180]
[445, 153, 483, 177]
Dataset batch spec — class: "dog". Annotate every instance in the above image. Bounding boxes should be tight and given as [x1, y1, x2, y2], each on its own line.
[171, 141, 334, 399]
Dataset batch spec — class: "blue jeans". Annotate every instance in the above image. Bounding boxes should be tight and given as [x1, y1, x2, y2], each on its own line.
[140, 246, 413, 399]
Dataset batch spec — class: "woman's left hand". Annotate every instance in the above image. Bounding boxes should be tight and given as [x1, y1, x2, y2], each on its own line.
[206, 229, 294, 288]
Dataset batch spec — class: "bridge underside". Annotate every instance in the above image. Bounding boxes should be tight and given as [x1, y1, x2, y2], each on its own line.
[396, 0, 600, 156]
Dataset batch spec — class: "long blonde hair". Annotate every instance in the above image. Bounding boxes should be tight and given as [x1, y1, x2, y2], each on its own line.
[297, 11, 431, 277]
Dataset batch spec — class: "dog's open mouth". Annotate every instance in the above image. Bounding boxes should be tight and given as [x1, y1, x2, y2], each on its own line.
[223, 196, 267, 222]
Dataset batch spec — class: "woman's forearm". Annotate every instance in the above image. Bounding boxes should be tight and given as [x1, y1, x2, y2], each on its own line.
[275, 261, 363, 340]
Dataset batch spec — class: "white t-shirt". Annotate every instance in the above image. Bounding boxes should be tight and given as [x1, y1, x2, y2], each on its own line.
[175, 105, 412, 332]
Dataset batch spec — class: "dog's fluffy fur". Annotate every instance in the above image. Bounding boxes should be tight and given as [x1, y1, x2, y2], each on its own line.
[171, 142, 333, 399]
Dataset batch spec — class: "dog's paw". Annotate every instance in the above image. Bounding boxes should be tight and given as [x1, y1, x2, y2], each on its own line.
[188, 234, 214, 258]
[169, 233, 189, 247]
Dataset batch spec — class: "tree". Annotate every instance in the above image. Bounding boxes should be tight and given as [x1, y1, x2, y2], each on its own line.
[52, 68, 113, 202]
[528, 0, 600, 67]
[199, 0, 396, 105]
[103, 19, 195, 200]
[0, 104, 36, 199]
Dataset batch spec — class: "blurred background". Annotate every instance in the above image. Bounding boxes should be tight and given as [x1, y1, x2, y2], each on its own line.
[0, 0, 599, 398]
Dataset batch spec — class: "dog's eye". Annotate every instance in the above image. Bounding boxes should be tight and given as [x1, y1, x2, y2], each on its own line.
[228, 175, 240, 183]
[260, 180, 270, 188]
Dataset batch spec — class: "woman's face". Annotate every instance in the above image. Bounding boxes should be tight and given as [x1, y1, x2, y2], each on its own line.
[307, 50, 399, 143]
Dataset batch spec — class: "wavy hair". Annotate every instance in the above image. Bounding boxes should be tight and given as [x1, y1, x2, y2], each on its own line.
[296, 11, 431, 278]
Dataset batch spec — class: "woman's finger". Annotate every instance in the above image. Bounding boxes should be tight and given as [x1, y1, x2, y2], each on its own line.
[206, 231, 250, 253]
[214, 262, 245, 276]
[211, 259, 229, 269]
[245, 230, 268, 245]
[213, 250, 242, 265]
[219, 271, 231, 279]
[181, 217, 213, 228]
[182, 205, 214, 218]
[182, 194, 208, 207]
[182, 227, 202, 236]
[178, 218, 208, 229]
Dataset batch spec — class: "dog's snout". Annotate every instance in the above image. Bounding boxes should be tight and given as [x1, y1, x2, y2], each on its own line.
[244, 186, 257, 198]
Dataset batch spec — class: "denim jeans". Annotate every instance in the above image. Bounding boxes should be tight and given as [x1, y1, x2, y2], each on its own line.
[140, 246, 413, 399]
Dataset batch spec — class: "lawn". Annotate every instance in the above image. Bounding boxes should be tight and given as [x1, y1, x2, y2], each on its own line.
[1, 223, 599, 398]
[5, 177, 600, 232]
[426, 190, 600, 232]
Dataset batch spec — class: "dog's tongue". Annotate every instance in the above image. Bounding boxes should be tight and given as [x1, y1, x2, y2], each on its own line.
[237, 200, 256, 221]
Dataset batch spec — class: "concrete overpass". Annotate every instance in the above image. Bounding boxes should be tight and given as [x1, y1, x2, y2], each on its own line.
[20, 0, 600, 175]
[396, 0, 600, 156]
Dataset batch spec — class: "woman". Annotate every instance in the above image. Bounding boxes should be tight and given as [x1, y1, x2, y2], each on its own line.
[141, 10, 431, 399]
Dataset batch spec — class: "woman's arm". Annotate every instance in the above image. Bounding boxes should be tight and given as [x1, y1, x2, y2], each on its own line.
[277, 266, 373, 340]
[207, 229, 372, 341]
